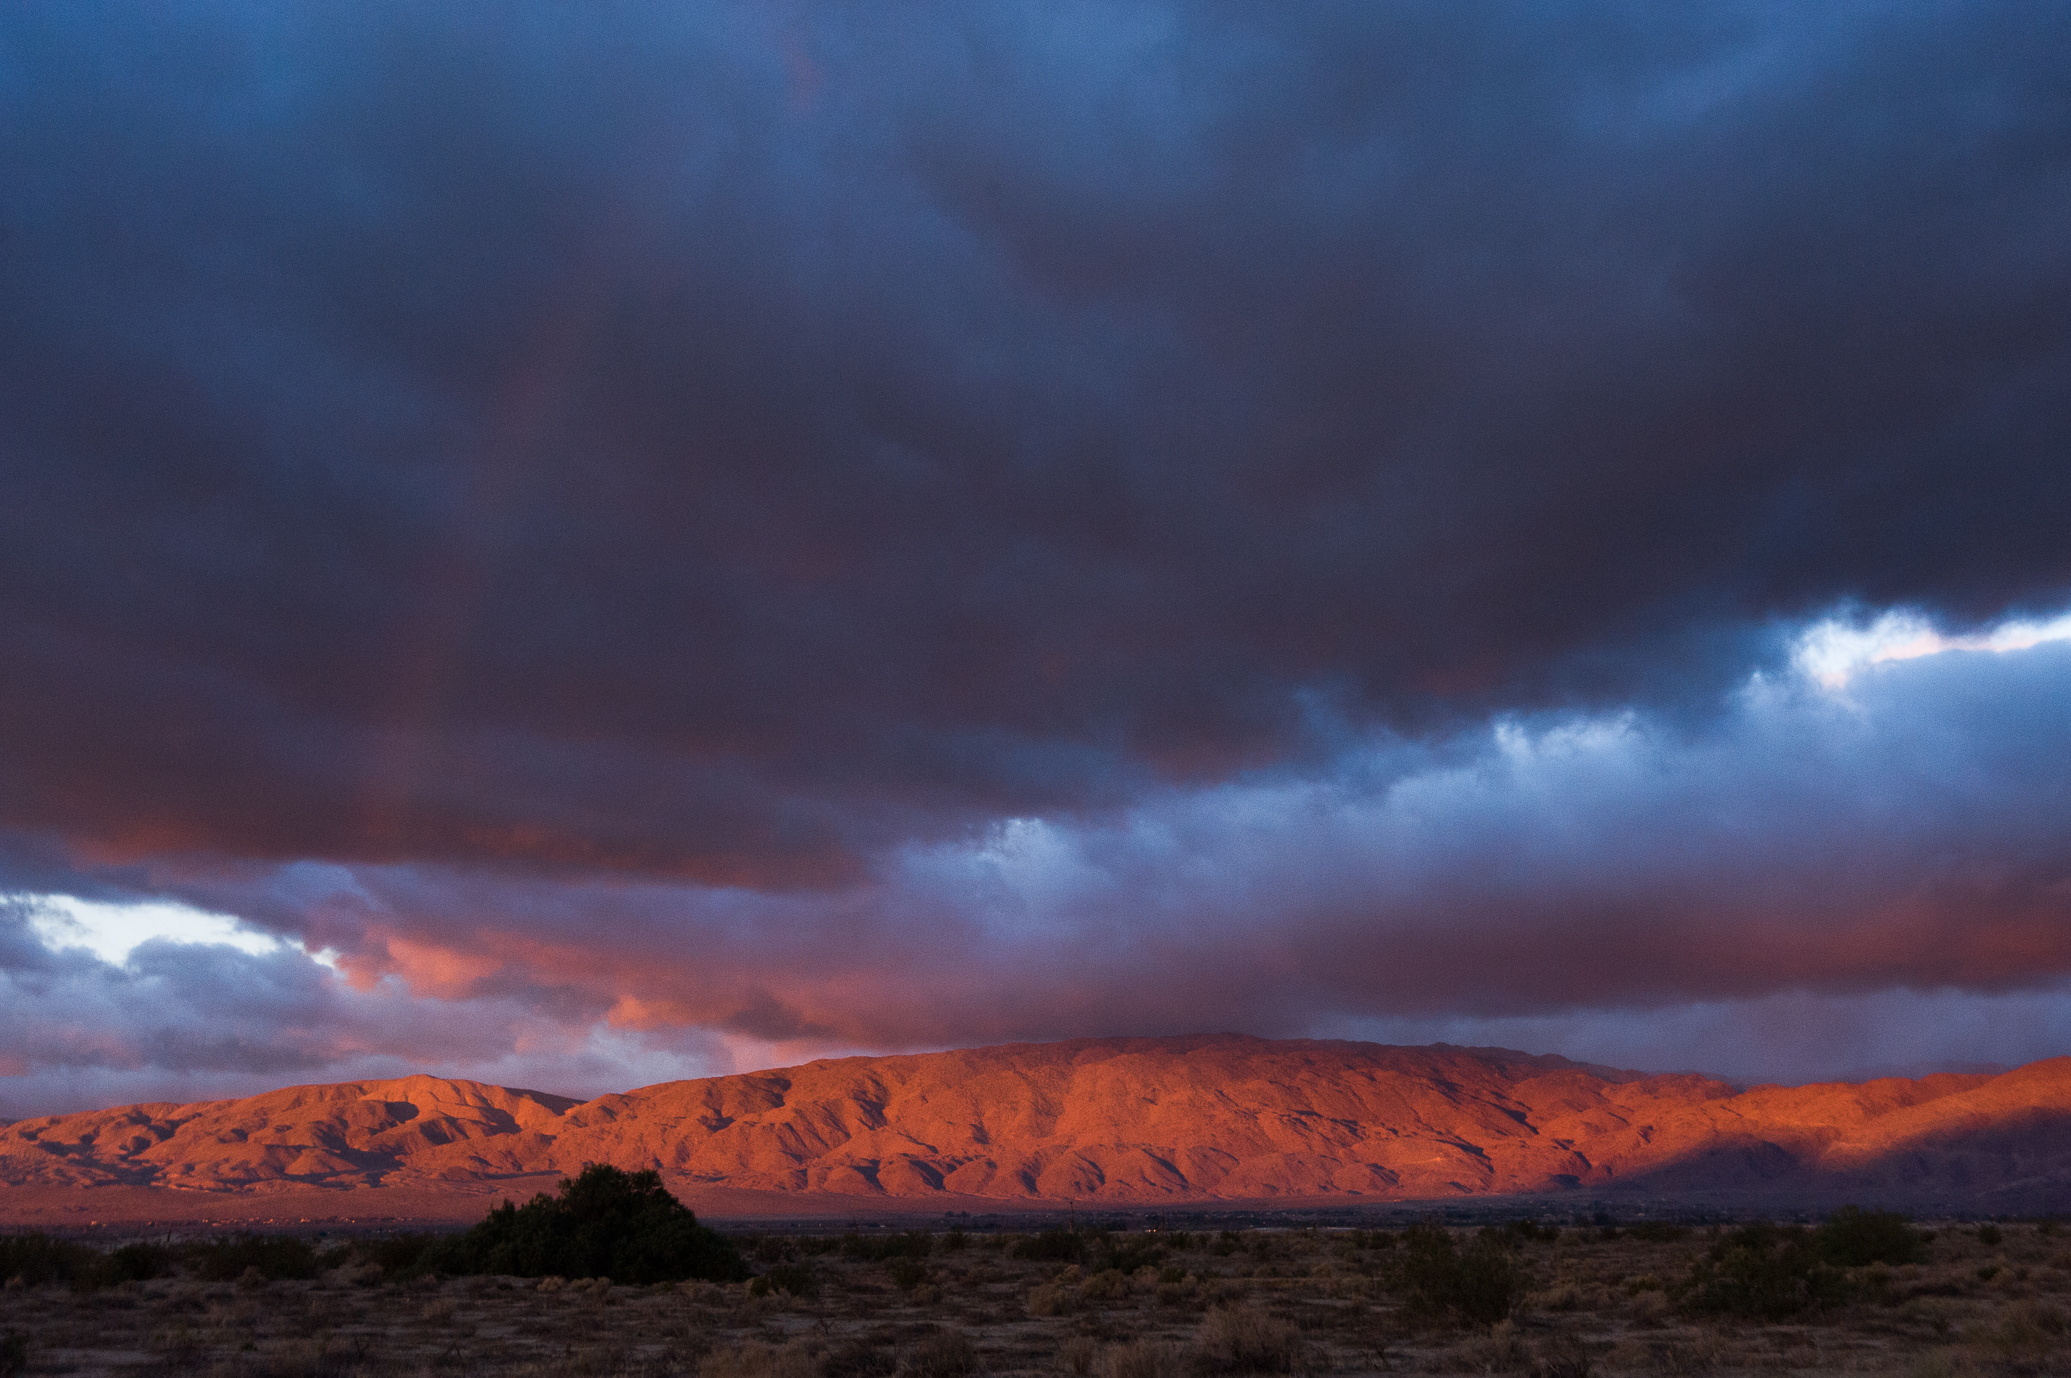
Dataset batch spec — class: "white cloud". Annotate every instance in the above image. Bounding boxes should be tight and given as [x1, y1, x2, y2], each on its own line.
[1794, 606, 2071, 689]
[16, 893, 285, 966]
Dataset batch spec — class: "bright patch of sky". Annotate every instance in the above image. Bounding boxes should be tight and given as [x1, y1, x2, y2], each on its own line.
[15, 893, 316, 967]
[1794, 607, 2071, 689]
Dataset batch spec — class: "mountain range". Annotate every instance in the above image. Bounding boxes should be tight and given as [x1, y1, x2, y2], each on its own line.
[6, 1035, 2070, 1222]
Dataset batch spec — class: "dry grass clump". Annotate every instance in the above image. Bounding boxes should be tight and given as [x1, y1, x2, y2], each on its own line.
[1096, 1337, 1190, 1378]
[1027, 1282, 1076, 1317]
[1195, 1306, 1306, 1374]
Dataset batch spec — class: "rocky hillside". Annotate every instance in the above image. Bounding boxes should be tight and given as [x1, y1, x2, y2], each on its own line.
[6, 1035, 2069, 1210]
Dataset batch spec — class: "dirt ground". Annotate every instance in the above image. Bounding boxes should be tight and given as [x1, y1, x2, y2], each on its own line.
[1, 1220, 2066, 1377]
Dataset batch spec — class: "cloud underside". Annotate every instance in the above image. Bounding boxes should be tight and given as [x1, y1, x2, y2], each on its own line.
[1, 1, 2069, 1105]
[8, 637, 2071, 1103]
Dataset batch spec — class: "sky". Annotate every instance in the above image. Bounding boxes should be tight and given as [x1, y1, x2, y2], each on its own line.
[3, 1, 2070, 1116]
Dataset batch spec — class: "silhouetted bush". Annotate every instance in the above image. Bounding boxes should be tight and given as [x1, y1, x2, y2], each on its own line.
[0, 1233, 99, 1288]
[1815, 1206, 1927, 1267]
[1393, 1223, 1527, 1327]
[103, 1242, 175, 1284]
[1013, 1228, 1088, 1264]
[1675, 1224, 1846, 1320]
[351, 1232, 444, 1279]
[1094, 1235, 1164, 1274]
[1977, 1223, 2003, 1246]
[429, 1163, 748, 1283]
[0, 1234, 179, 1291]
[887, 1256, 930, 1290]
[191, 1234, 320, 1282]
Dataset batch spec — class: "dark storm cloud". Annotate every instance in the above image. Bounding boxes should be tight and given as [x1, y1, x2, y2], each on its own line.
[3, 0, 2068, 883]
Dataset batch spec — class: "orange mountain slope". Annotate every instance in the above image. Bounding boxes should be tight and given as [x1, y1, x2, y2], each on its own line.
[6, 1036, 2069, 1212]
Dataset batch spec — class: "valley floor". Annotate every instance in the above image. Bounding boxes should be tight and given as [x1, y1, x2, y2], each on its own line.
[1, 1220, 2066, 1377]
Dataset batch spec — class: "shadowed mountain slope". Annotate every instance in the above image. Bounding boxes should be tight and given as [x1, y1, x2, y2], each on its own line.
[6, 1036, 2070, 1210]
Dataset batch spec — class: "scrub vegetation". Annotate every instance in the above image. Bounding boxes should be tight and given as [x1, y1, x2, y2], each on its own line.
[0, 1206, 2067, 1376]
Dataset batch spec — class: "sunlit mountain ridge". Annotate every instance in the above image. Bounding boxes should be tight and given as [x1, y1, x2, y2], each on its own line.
[6, 1035, 2070, 1215]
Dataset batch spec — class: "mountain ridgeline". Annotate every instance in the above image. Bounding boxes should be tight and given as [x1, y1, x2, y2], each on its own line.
[7, 1035, 2071, 1214]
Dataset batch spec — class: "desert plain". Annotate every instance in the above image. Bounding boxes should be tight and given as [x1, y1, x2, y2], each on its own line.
[3, 1212, 2071, 1378]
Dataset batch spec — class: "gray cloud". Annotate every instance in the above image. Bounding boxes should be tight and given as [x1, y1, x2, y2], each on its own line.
[2, 1, 2068, 882]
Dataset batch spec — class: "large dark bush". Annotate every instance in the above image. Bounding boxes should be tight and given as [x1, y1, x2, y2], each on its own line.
[1093, 1234, 1164, 1274]
[1816, 1206, 1928, 1267]
[1675, 1224, 1846, 1320]
[1393, 1223, 1527, 1326]
[103, 1242, 175, 1284]
[348, 1232, 445, 1280]
[1011, 1228, 1088, 1264]
[191, 1234, 320, 1282]
[429, 1163, 748, 1283]
[0, 1234, 99, 1288]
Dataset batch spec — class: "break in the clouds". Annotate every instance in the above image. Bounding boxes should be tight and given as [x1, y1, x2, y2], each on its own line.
[2, 1, 2069, 1109]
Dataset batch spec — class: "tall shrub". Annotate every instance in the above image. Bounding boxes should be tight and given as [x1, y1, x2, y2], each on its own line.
[430, 1163, 748, 1283]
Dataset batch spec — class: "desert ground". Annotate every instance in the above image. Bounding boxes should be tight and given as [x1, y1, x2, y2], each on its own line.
[2, 1214, 2067, 1378]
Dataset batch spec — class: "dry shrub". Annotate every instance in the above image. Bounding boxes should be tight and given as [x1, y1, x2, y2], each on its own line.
[1081, 1268, 1131, 1302]
[536, 1275, 567, 1293]
[420, 1296, 458, 1324]
[1029, 1283, 1077, 1317]
[701, 1338, 822, 1378]
[902, 1329, 978, 1378]
[1195, 1307, 1305, 1374]
[1098, 1339, 1188, 1378]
